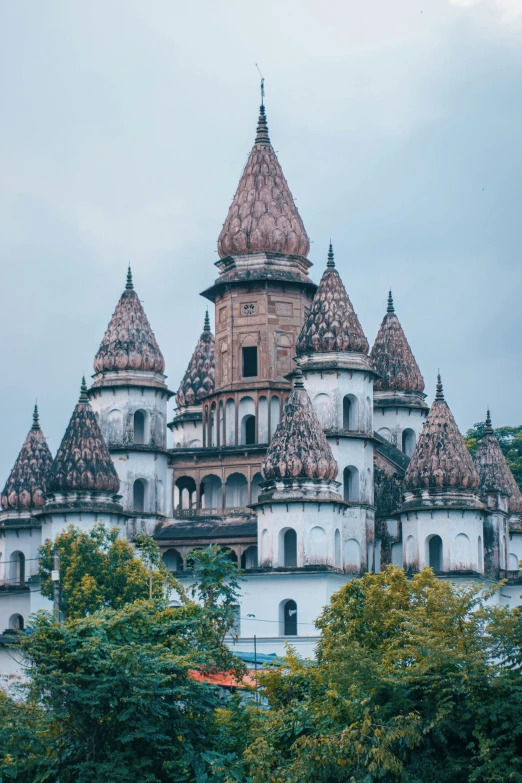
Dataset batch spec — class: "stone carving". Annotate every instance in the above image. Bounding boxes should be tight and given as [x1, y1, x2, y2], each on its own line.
[1, 405, 53, 510]
[49, 380, 120, 494]
[217, 105, 310, 259]
[263, 369, 338, 481]
[404, 376, 479, 491]
[94, 268, 165, 374]
[371, 291, 425, 392]
[296, 245, 369, 355]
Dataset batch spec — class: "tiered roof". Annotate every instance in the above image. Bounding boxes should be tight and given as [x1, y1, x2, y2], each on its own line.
[474, 410, 522, 513]
[263, 369, 338, 481]
[94, 267, 165, 374]
[371, 291, 425, 392]
[217, 102, 310, 259]
[404, 375, 479, 491]
[49, 379, 120, 495]
[296, 244, 369, 355]
[176, 311, 215, 407]
[1, 405, 53, 511]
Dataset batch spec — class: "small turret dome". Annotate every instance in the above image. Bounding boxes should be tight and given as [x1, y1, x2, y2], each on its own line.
[1, 405, 53, 510]
[176, 311, 215, 407]
[94, 267, 165, 374]
[370, 291, 425, 393]
[474, 410, 522, 513]
[263, 369, 338, 481]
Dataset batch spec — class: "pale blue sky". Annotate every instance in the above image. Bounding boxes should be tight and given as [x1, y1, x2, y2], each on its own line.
[0, 0, 521, 479]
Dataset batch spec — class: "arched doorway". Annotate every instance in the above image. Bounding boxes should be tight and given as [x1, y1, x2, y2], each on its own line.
[427, 535, 443, 571]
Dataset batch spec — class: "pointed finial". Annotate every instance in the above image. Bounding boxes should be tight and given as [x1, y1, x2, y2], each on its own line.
[32, 403, 40, 430]
[326, 241, 335, 268]
[485, 408, 493, 433]
[387, 289, 394, 314]
[435, 372, 444, 401]
[126, 265, 134, 290]
[203, 309, 211, 332]
[255, 78, 270, 146]
[293, 366, 305, 389]
[79, 376, 89, 403]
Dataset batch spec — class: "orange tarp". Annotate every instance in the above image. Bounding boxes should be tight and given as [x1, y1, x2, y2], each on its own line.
[188, 669, 266, 689]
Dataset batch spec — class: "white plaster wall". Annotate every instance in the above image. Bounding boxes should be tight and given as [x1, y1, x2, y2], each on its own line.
[328, 438, 374, 504]
[91, 386, 168, 450]
[172, 411, 203, 449]
[401, 509, 485, 572]
[40, 510, 127, 543]
[374, 406, 425, 452]
[112, 451, 169, 517]
[509, 532, 522, 570]
[0, 525, 42, 584]
[303, 369, 373, 435]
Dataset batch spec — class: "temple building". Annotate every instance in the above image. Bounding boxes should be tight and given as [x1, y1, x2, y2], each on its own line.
[1, 93, 522, 669]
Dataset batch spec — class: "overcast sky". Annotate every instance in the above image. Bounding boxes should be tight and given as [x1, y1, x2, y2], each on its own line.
[0, 0, 521, 480]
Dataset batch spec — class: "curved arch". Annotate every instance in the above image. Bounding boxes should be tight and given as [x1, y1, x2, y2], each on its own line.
[241, 414, 256, 446]
[334, 529, 341, 567]
[454, 533, 471, 568]
[133, 478, 149, 513]
[308, 526, 327, 563]
[162, 548, 183, 573]
[10, 551, 25, 585]
[405, 535, 416, 566]
[343, 466, 360, 502]
[509, 553, 520, 571]
[312, 393, 330, 428]
[225, 398, 236, 446]
[133, 409, 150, 445]
[8, 614, 24, 631]
[250, 472, 264, 503]
[279, 527, 297, 567]
[343, 394, 358, 431]
[279, 599, 297, 636]
[175, 476, 197, 511]
[220, 546, 238, 564]
[225, 472, 248, 508]
[377, 427, 392, 443]
[107, 408, 123, 444]
[426, 534, 443, 571]
[343, 538, 361, 572]
[201, 474, 222, 510]
[402, 428, 416, 457]
[241, 545, 258, 570]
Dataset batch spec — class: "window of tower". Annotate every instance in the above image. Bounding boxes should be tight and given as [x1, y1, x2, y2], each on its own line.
[279, 599, 298, 636]
[280, 528, 297, 567]
[133, 410, 150, 445]
[241, 414, 256, 445]
[343, 394, 358, 430]
[427, 535, 443, 572]
[10, 551, 25, 585]
[162, 548, 183, 573]
[241, 546, 258, 570]
[402, 428, 416, 457]
[242, 346, 258, 378]
[8, 614, 24, 631]
[343, 466, 360, 503]
[133, 479, 148, 513]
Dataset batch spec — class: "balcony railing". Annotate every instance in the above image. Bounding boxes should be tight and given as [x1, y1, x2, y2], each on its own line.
[172, 506, 251, 519]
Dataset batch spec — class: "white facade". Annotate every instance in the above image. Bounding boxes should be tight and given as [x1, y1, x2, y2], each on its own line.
[373, 391, 427, 457]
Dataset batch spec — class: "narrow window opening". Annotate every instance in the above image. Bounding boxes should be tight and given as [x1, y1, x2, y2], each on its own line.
[284, 529, 297, 567]
[283, 600, 297, 636]
[242, 346, 258, 378]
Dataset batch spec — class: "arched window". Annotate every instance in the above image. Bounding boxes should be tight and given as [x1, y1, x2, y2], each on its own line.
[281, 528, 297, 567]
[279, 599, 297, 636]
[8, 614, 24, 631]
[308, 526, 327, 563]
[343, 466, 360, 503]
[509, 553, 520, 571]
[427, 535, 443, 571]
[402, 428, 416, 457]
[201, 474, 222, 510]
[107, 409, 123, 445]
[10, 551, 25, 585]
[478, 536, 483, 572]
[377, 427, 392, 443]
[134, 410, 149, 445]
[344, 539, 361, 571]
[405, 535, 416, 566]
[258, 396, 268, 443]
[225, 473, 248, 508]
[241, 415, 256, 446]
[334, 529, 341, 567]
[250, 472, 263, 503]
[343, 394, 358, 430]
[175, 476, 197, 513]
[133, 479, 148, 513]
[220, 546, 238, 564]
[241, 546, 258, 570]
[162, 549, 183, 573]
[226, 399, 235, 446]
[269, 396, 280, 439]
[454, 533, 471, 568]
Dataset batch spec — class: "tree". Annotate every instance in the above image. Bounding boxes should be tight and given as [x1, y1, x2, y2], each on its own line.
[38, 523, 175, 619]
[465, 422, 522, 490]
[0, 546, 247, 783]
[243, 566, 522, 782]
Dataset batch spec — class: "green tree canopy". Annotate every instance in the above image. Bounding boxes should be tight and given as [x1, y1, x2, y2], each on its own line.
[243, 566, 522, 782]
[464, 422, 522, 490]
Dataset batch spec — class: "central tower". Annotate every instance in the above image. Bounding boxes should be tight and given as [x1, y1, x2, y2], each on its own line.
[169, 97, 316, 519]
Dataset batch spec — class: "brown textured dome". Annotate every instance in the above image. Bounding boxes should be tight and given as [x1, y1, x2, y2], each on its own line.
[94, 267, 165, 374]
[371, 291, 425, 392]
[296, 244, 369, 355]
[217, 104, 310, 259]
[176, 311, 215, 407]
[404, 375, 479, 491]
[474, 410, 522, 513]
[1, 405, 53, 510]
[49, 379, 120, 494]
[263, 369, 338, 481]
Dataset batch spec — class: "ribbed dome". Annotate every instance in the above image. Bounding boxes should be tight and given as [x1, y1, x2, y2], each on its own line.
[1, 405, 53, 510]
[94, 267, 165, 374]
[296, 244, 369, 355]
[404, 375, 479, 491]
[371, 291, 425, 392]
[49, 379, 120, 494]
[474, 411, 522, 513]
[176, 311, 215, 407]
[263, 369, 338, 481]
[217, 103, 310, 259]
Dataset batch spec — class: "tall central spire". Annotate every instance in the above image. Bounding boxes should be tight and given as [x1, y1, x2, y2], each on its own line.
[217, 86, 310, 259]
